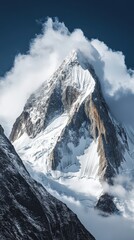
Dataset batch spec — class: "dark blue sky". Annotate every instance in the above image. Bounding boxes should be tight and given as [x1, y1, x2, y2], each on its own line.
[0, 0, 133, 76]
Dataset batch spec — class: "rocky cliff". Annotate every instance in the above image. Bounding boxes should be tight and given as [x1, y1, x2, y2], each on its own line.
[0, 124, 95, 240]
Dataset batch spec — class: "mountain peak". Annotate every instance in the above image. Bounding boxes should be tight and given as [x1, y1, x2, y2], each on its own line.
[64, 49, 90, 70]
[9, 43, 131, 236]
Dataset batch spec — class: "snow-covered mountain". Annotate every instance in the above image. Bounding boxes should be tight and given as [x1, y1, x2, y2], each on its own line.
[0, 124, 95, 240]
[10, 50, 126, 178]
[10, 49, 134, 237]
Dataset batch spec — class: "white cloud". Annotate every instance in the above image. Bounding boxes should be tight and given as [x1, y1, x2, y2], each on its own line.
[0, 17, 134, 134]
[91, 39, 134, 126]
[103, 174, 134, 221]
[28, 162, 134, 240]
[47, 183, 134, 240]
[91, 39, 134, 96]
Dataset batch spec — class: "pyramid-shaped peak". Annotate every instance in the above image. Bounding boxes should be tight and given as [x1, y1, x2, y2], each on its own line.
[64, 49, 90, 69]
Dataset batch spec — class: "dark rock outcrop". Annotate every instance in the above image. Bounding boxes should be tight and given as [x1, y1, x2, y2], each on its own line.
[0, 126, 95, 240]
[95, 193, 119, 215]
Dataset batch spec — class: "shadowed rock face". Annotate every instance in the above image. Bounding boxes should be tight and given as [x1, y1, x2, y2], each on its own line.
[52, 102, 91, 170]
[84, 72, 124, 183]
[62, 85, 80, 110]
[44, 81, 64, 128]
[95, 193, 119, 215]
[0, 125, 95, 240]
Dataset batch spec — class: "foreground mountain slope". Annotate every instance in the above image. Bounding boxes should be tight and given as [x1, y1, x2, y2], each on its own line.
[0, 124, 95, 240]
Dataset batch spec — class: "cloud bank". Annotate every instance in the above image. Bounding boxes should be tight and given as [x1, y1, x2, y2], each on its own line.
[26, 161, 134, 240]
[0, 17, 134, 135]
[46, 178, 134, 240]
[91, 39, 134, 126]
[103, 174, 134, 220]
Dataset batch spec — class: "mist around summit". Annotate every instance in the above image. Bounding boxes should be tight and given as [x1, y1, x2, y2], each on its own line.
[0, 18, 134, 135]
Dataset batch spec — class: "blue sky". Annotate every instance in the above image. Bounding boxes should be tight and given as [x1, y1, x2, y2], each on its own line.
[0, 0, 133, 76]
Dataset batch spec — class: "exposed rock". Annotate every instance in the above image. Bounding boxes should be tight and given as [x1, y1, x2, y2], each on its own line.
[52, 102, 91, 170]
[85, 70, 124, 183]
[62, 85, 80, 110]
[95, 193, 119, 215]
[0, 125, 4, 134]
[44, 80, 64, 128]
[0, 128, 95, 240]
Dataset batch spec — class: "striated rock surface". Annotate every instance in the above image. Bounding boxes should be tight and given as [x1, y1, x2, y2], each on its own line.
[0, 125, 95, 240]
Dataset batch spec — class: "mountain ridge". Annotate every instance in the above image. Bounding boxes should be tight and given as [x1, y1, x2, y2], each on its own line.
[0, 124, 95, 240]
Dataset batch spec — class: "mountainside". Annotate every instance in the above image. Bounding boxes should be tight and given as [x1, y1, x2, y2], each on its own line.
[9, 50, 134, 236]
[10, 50, 127, 180]
[0, 124, 95, 240]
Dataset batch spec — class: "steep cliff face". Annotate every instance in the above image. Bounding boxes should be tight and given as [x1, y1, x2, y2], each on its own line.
[85, 77, 124, 183]
[0, 124, 95, 240]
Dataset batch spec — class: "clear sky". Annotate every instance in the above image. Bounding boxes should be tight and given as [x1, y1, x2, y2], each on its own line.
[0, 0, 133, 76]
